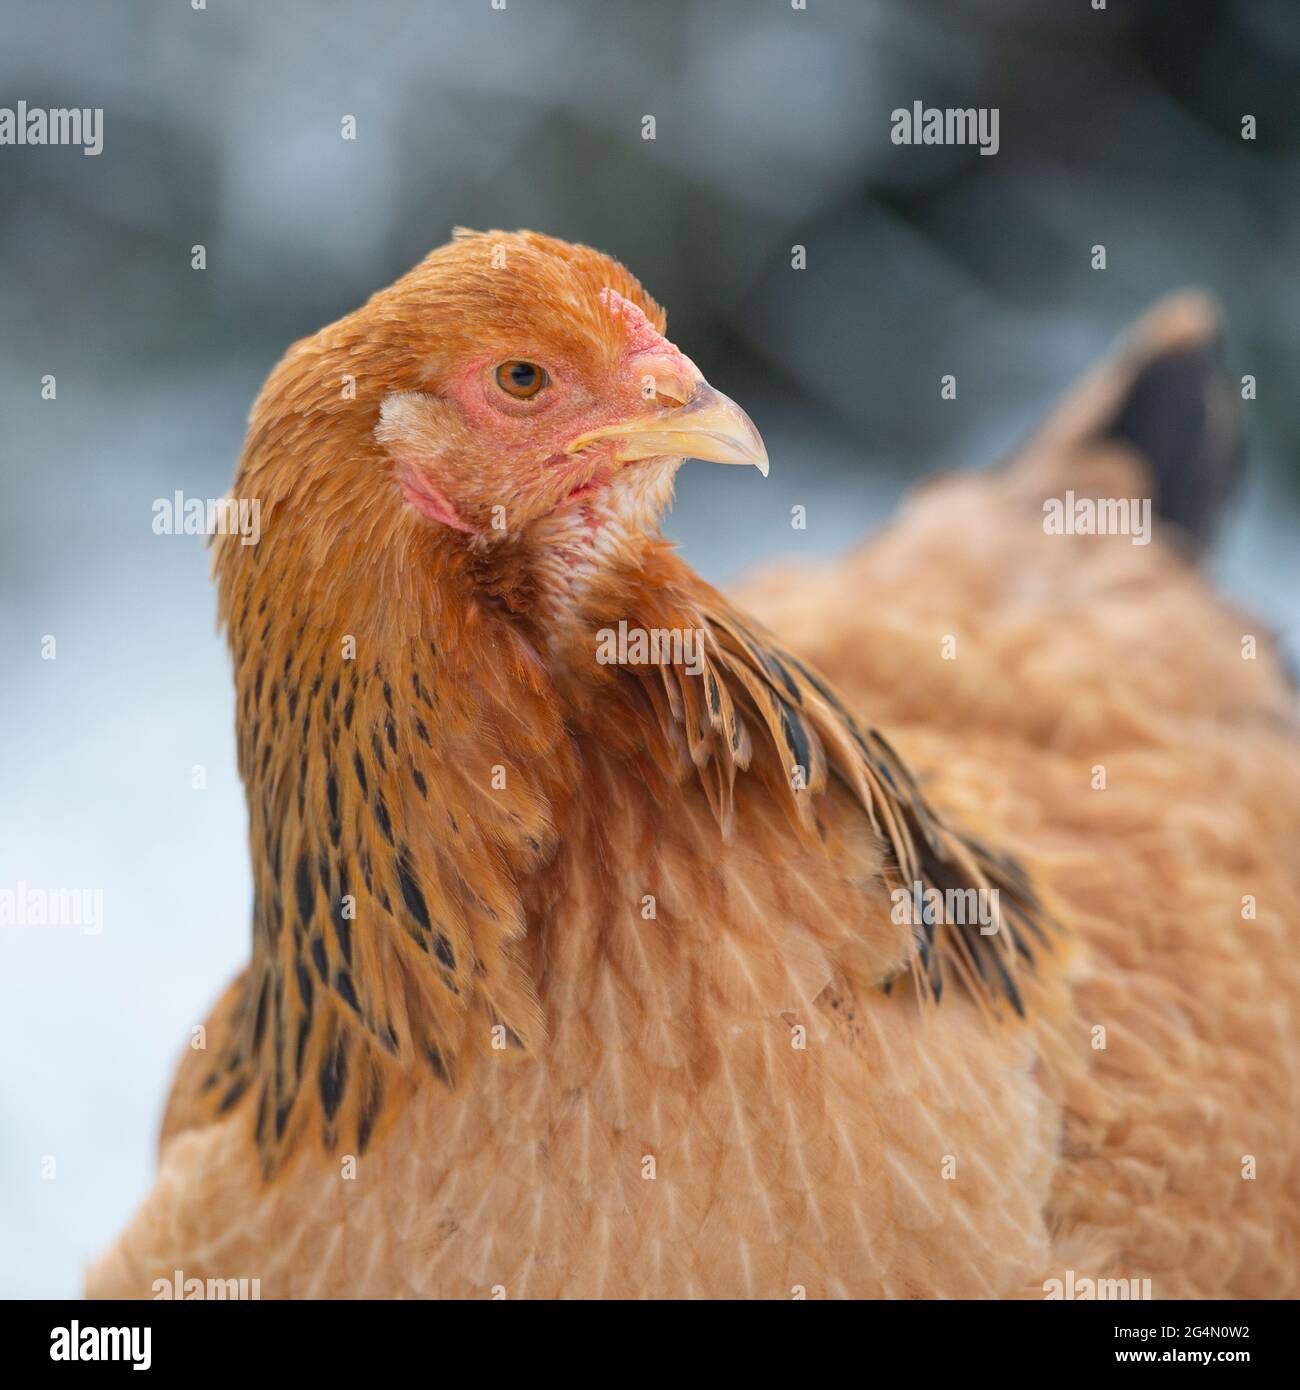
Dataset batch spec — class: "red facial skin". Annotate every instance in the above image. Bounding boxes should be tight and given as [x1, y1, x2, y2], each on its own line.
[390, 290, 699, 538]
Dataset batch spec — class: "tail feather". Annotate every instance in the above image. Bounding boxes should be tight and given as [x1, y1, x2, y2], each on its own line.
[1006, 292, 1243, 553]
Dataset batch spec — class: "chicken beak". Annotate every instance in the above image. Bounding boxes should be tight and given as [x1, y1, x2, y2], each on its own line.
[566, 381, 770, 477]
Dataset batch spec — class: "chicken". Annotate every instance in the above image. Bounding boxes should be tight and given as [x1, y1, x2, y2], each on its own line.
[88, 230, 1300, 1299]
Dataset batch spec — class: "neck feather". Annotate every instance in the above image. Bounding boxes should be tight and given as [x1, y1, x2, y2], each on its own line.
[211, 507, 578, 1170]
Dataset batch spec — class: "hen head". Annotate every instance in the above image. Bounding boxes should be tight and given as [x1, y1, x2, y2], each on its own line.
[377, 230, 766, 543]
[245, 229, 765, 580]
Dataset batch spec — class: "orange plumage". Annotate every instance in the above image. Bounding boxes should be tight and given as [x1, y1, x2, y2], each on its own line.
[88, 232, 1300, 1299]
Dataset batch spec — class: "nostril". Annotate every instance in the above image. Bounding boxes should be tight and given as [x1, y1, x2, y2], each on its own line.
[635, 363, 694, 408]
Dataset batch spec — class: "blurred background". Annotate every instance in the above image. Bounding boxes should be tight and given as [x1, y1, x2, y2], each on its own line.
[2, 0, 1298, 1296]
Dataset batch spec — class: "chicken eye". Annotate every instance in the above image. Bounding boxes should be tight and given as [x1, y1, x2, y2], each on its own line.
[494, 360, 549, 399]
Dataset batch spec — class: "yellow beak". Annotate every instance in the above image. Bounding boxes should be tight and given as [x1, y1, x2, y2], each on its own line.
[565, 381, 769, 477]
